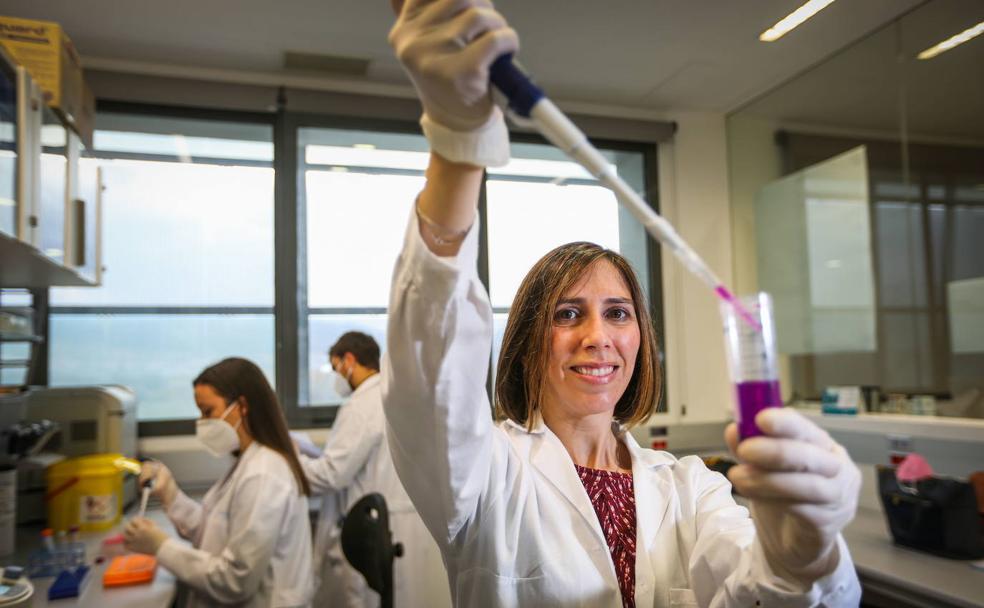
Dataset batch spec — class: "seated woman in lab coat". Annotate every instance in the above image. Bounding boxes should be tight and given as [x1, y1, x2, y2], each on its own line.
[382, 2, 863, 606]
[123, 357, 313, 608]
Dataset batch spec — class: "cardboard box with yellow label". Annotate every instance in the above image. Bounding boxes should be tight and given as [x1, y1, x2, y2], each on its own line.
[0, 15, 91, 148]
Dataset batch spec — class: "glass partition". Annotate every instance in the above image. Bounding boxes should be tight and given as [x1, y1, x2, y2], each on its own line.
[727, 0, 984, 418]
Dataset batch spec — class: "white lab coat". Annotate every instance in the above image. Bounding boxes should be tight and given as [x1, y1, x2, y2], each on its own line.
[382, 212, 863, 607]
[157, 442, 314, 608]
[300, 374, 451, 608]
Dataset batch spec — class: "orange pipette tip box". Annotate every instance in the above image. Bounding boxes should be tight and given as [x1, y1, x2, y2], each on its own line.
[102, 554, 157, 587]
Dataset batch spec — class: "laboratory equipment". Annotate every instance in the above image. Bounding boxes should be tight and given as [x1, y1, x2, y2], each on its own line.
[0, 566, 22, 584]
[25, 528, 85, 578]
[24, 385, 138, 458]
[487, 55, 760, 330]
[47, 565, 89, 600]
[137, 480, 151, 519]
[386, 0, 758, 327]
[0, 577, 32, 605]
[45, 453, 142, 532]
[102, 554, 157, 587]
[720, 293, 782, 439]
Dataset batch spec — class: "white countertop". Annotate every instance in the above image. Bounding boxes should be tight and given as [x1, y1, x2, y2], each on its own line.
[9, 507, 177, 608]
[844, 507, 984, 608]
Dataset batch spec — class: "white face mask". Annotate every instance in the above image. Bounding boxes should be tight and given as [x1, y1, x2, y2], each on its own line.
[196, 402, 241, 457]
[332, 362, 354, 398]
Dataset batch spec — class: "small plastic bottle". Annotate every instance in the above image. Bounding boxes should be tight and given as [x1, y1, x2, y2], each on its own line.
[41, 528, 56, 553]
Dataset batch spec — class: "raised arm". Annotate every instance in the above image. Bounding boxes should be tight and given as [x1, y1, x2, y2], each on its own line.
[382, 0, 519, 550]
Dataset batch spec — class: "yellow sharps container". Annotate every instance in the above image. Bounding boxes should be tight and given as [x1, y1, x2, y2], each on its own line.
[46, 454, 141, 532]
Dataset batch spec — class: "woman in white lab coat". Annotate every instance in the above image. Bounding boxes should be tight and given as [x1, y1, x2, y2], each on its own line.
[123, 357, 313, 608]
[382, 1, 863, 606]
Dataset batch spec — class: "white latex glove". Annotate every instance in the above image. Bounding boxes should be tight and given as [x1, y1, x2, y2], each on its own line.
[389, 0, 517, 130]
[389, 0, 518, 165]
[726, 408, 861, 588]
[123, 517, 169, 555]
[139, 461, 179, 508]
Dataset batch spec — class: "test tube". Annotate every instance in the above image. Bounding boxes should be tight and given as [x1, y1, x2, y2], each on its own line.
[720, 292, 783, 440]
[41, 528, 55, 553]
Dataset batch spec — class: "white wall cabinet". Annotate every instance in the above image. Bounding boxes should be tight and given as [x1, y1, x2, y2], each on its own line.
[0, 49, 98, 289]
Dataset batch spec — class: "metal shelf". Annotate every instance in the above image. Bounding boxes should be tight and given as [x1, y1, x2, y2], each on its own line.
[0, 231, 95, 288]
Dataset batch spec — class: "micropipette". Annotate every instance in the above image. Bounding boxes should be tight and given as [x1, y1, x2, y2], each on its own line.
[137, 477, 153, 519]
[138, 486, 150, 519]
[488, 55, 761, 329]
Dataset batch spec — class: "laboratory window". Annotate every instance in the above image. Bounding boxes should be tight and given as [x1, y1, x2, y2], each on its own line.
[296, 129, 659, 410]
[49, 113, 275, 421]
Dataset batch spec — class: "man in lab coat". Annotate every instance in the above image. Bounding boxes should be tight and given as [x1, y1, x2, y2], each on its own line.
[299, 331, 450, 608]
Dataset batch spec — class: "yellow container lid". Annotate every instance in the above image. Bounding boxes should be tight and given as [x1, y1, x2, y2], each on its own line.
[47, 454, 140, 478]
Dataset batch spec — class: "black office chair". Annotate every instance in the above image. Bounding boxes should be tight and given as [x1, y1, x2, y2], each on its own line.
[341, 493, 404, 608]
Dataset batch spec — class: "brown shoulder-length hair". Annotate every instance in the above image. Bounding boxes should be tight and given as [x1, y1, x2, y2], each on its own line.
[194, 358, 311, 496]
[494, 242, 662, 430]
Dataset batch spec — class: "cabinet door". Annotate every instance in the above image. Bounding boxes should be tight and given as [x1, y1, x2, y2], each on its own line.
[0, 53, 16, 239]
[38, 109, 69, 264]
[68, 155, 102, 285]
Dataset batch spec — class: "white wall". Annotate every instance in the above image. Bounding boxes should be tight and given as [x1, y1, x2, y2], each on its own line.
[652, 111, 735, 425]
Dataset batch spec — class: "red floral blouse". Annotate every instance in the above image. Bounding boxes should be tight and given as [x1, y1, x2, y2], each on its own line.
[574, 464, 637, 608]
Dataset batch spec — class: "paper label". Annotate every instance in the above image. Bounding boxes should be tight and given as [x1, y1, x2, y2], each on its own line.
[80, 494, 116, 523]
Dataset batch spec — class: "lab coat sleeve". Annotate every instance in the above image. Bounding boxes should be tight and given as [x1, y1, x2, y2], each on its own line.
[682, 457, 862, 607]
[382, 210, 500, 549]
[299, 402, 376, 494]
[164, 489, 204, 542]
[156, 471, 293, 603]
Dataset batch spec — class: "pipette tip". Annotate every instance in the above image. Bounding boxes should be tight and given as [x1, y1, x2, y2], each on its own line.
[715, 286, 763, 332]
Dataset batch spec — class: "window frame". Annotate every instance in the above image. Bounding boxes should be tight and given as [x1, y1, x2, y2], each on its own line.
[44, 101, 666, 435]
[53, 100, 277, 437]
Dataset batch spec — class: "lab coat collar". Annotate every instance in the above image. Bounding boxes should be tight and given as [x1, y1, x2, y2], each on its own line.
[623, 427, 674, 605]
[506, 415, 678, 471]
[620, 426, 677, 470]
[503, 414, 547, 434]
[527, 422, 612, 559]
[350, 373, 381, 398]
[517, 416, 676, 605]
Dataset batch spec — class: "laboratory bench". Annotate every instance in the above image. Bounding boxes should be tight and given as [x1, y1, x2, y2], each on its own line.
[846, 507, 984, 608]
[3, 504, 176, 607]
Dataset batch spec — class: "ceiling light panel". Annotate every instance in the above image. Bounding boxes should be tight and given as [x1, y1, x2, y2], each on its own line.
[760, 0, 838, 42]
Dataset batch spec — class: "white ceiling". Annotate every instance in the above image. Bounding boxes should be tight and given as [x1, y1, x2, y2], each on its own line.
[736, 0, 984, 141]
[0, 0, 930, 114]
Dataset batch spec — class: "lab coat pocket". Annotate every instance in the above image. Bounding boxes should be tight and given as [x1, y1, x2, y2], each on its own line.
[668, 587, 698, 607]
[456, 567, 547, 608]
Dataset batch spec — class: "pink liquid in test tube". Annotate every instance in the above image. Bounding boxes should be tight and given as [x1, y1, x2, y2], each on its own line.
[720, 293, 782, 440]
[735, 379, 782, 439]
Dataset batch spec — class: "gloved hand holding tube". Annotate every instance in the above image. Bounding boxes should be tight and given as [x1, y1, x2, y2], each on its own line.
[726, 409, 861, 588]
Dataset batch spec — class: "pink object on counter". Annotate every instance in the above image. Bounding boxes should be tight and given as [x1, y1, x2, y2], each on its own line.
[896, 453, 934, 482]
[101, 533, 127, 558]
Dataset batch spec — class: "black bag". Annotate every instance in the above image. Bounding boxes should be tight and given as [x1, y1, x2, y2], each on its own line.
[877, 465, 984, 559]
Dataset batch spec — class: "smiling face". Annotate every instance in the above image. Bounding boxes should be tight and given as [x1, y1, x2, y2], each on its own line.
[540, 260, 641, 423]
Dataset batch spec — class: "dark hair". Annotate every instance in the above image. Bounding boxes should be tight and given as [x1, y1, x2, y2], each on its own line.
[495, 242, 662, 430]
[193, 358, 311, 496]
[329, 331, 381, 371]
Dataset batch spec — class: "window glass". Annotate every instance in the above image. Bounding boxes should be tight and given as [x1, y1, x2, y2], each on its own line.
[299, 128, 427, 406]
[49, 115, 275, 420]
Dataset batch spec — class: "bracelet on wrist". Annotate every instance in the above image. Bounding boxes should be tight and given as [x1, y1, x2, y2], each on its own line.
[416, 203, 470, 245]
